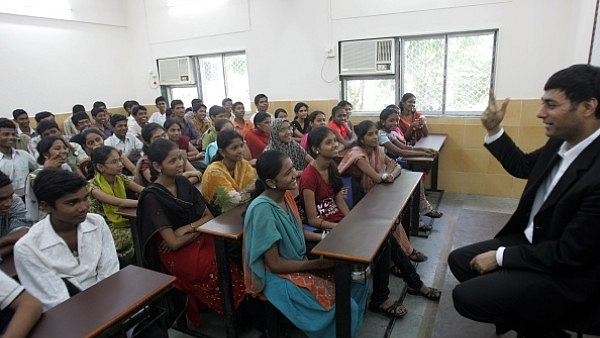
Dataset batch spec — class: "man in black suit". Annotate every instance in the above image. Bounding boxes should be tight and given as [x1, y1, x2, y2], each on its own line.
[448, 64, 600, 338]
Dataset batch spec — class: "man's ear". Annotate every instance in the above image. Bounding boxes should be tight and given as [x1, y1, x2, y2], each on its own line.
[582, 98, 599, 117]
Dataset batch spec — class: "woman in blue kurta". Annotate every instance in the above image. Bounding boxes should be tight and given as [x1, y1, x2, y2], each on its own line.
[244, 150, 369, 338]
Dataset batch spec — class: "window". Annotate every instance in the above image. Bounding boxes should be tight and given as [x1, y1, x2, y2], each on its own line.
[341, 30, 497, 116]
[164, 52, 250, 110]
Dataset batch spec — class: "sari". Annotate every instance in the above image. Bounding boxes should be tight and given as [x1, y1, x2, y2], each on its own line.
[200, 160, 256, 215]
[265, 118, 308, 170]
[399, 111, 425, 141]
[337, 145, 389, 194]
[88, 172, 134, 263]
[138, 176, 245, 326]
[244, 194, 368, 338]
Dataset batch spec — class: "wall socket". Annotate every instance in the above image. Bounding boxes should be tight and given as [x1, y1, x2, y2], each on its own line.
[325, 47, 336, 58]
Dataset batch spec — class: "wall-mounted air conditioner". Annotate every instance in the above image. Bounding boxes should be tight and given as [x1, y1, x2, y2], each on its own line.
[340, 38, 395, 76]
[157, 57, 196, 85]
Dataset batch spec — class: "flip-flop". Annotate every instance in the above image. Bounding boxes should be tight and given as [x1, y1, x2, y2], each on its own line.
[407, 286, 441, 301]
[424, 210, 443, 218]
[368, 300, 408, 318]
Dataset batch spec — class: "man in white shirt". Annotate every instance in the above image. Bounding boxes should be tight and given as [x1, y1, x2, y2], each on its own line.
[448, 64, 600, 338]
[148, 96, 167, 126]
[0, 118, 38, 191]
[126, 105, 148, 138]
[104, 114, 143, 162]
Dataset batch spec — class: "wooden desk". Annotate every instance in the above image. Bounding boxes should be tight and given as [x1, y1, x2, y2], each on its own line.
[197, 204, 246, 338]
[29, 265, 175, 338]
[0, 254, 17, 278]
[407, 133, 448, 191]
[311, 171, 422, 338]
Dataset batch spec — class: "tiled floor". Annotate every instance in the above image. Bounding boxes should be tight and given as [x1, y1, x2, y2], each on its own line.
[168, 192, 599, 338]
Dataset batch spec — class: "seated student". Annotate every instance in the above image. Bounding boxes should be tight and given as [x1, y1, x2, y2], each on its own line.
[148, 96, 168, 126]
[0, 172, 32, 257]
[0, 118, 38, 192]
[201, 105, 227, 151]
[327, 106, 354, 151]
[68, 111, 92, 146]
[338, 120, 429, 267]
[231, 101, 253, 138]
[62, 105, 84, 138]
[222, 97, 233, 119]
[244, 150, 368, 338]
[90, 107, 112, 139]
[25, 136, 72, 222]
[299, 110, 327, 150]
[244, 112, 271, 159]
[300, 127, 440, 315]
[104, 114, 143, 165]
[127, 105, 148, 138]
[201, 129, 257, 215]
[398, 93, 428, 144]
[164, 118, 204, 165]
[14, 169, 119, 311]
[204, 118, 234, 164]
[138, 138, 245, 327]
[273, 108, 288, 119]
[183, 98, 202, 121]
[92, 101, 112, 132]
[189, 103, 211, 138]
[12, 109, 35, 138]
[123, 100, 139, 126]
[82, 128, 136, 177]
[265, 118, 312, 174]
[88, 146, 144, 265]
[27, 111, 55, 157]
[33, 120, 89, 176]
[0, 269, 42, 338]
[337, 100, 357, 143]
[291, 102, 310, 142]
[378, 107, 443, 221]
[171, 100, 201, 148]
[135, 123, 202, 187]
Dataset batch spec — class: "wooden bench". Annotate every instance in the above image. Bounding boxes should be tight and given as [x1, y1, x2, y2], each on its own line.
[406, 133, 447, 191]
[28, 265, 175, 338]
[311, 171, 422, 338]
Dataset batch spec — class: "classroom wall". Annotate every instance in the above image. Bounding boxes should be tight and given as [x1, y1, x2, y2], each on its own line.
[0, 0, 596, 198]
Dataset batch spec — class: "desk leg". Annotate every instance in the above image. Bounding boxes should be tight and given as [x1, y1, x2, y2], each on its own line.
[430, 157, 439, 191]
[409, 184, 421, 237]
[335, 261, 351, 338]
[214, 237, 238, 338]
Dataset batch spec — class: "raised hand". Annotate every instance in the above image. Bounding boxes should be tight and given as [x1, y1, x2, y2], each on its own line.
[481, 89, 510, 135]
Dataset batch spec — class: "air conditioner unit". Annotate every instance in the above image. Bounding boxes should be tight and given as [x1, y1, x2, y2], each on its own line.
[340, 38, 395, 76]
[157, 57, 196, 85]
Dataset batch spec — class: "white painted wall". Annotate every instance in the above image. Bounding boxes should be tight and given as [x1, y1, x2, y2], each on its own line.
[0, 0, 596, 118]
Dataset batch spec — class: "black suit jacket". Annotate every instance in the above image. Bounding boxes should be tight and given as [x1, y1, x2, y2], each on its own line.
[485, 133, 600, 298]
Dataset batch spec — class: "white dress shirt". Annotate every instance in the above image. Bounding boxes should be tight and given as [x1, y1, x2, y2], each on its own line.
[0, 149, 38, 191]
[0, 270, 24, 311]
[14, 213, 119, 311]
[104, 133, 143, 156]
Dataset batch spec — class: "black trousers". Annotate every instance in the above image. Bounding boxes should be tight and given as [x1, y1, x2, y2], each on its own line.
[370, 234, 424, 306]
[447, 233, 597, 335]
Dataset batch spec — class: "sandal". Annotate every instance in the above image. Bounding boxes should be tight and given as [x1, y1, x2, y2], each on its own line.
[368, 300, 408, 318]
[390, 265, 403, 278]
[407, 286, 442, 301]
[408, 249, 428, 262]
[424, 210, 443, 218]
[418, 223, 433, 232]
